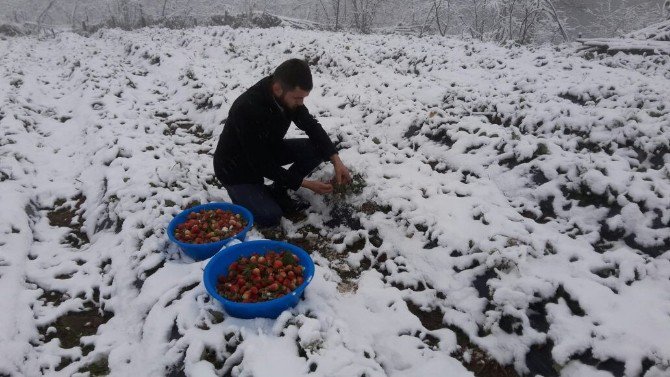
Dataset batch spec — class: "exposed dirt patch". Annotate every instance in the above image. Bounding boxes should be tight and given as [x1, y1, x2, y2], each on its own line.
[405, 300, 444, 331]
[39, 301, 113, 349]
[165, 355, 187, 377]
[78, 355, 110, 376]
[405, 299, 520, 376]
[162, 119, 211, 142]
[526, 341, 559, 377]
[38, 287, 69, 306]
[200, 347, 225, 370]
[360, 200, 392, 216]
[573, 348, 626, 377]
[47, 194, 90, 248]
[325, 202, 362, 230]
[453, 346, 520, 377]
[258, 226, 288, 242]
[368, 228, 383, 248]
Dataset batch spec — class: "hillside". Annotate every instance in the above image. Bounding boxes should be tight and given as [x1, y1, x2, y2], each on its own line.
[0, 26, 669, 377]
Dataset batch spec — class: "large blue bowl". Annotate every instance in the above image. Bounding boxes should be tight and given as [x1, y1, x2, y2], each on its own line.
[167, 202, 253, 261]
[203, 240, 315, 319]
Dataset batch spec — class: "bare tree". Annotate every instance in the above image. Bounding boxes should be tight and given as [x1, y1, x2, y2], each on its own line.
[162, 0, 170, 19]
[453, 0, 567, 44]
[434, 0, 452, 36]
[333, 0, 342, 29]
[70, 0, 80, 29]
[418, 0, 437, 37]
[36, 0, 58, 35]
[455, 0, 501, 42]
[14, 10, 28, 23]
[350, 0, 386, 33]
[542, 0, 568, 41]
[586, 0, 662, 37]
[315, 0, 344, 29]
[322, 0, 345, 30]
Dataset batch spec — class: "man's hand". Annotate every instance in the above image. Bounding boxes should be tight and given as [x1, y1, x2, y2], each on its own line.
[330, 154, 352, 185]
[301, 179, 333, 195]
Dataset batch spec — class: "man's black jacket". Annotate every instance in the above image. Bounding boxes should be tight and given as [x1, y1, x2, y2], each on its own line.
[214, 76, 337, 190]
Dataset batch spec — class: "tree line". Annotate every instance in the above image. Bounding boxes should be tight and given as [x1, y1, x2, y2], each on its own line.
[3, 0, 669, 43]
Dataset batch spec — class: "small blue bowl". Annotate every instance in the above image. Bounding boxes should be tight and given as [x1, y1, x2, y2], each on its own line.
[167, 202, 253, 261]
[203, 240, 315, 319]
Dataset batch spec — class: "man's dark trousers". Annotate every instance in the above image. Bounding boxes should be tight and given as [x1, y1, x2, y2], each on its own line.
[223, 138, 324, 227]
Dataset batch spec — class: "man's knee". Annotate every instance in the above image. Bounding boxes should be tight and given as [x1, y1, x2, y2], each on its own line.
[299, 141, 326, 172]
[255, 206, 283, 227]
[306, 140, 325, 162]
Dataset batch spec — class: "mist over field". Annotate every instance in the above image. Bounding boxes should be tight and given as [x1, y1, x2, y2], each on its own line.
[1, 0, 667, 39]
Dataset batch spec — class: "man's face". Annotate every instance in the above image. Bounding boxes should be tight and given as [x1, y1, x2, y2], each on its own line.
[275, 85, 310, 110]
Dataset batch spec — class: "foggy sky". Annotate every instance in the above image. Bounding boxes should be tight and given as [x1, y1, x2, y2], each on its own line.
[0, 0, 665, 38]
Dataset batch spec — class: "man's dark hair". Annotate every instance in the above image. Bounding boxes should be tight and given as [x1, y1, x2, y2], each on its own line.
[273, 59, 313, 91]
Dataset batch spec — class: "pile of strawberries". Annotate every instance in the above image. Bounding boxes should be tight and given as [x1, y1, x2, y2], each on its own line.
[174, 209, 246, 244]
[216, 250, 305, 303]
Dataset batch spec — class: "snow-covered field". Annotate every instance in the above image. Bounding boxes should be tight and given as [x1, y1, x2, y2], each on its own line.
[0, 26, 669, 377]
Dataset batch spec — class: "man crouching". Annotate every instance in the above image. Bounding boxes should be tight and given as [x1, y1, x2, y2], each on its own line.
[213, 58, 351, 227]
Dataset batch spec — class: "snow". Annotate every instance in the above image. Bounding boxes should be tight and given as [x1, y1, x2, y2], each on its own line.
[577, 38, 670, 55]
[0, 25, 669, 376]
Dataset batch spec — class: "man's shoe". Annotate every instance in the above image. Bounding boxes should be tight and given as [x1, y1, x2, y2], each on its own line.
[267, 184, 309, 214]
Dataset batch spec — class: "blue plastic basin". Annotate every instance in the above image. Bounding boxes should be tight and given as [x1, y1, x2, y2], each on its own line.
[167, 202, 253, 261]
[203, 240, 315, 319]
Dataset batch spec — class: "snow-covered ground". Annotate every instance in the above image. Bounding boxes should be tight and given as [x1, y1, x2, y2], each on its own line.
[0, 26, 669, 377]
